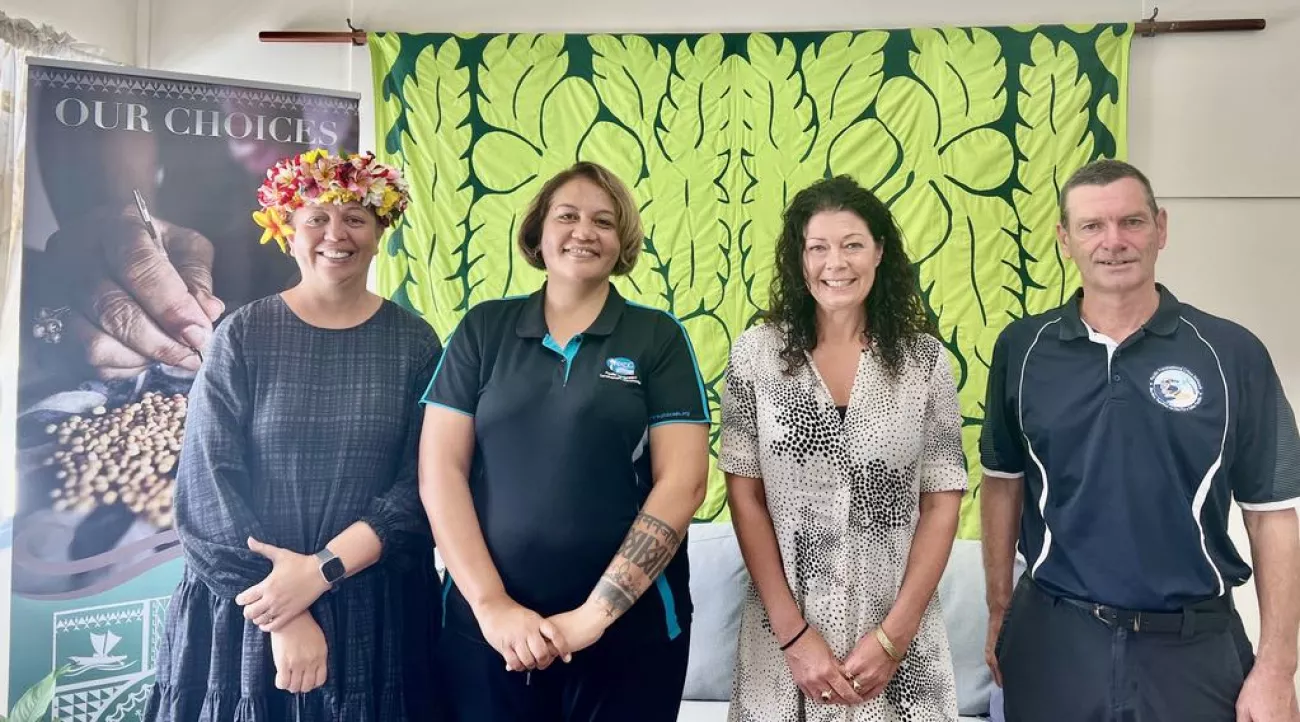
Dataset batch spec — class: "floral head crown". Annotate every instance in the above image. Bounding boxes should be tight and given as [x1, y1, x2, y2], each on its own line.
[252, 149, 411, 253]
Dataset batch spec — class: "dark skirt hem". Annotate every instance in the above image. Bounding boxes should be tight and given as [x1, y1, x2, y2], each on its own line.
[142, 682, 405, 722]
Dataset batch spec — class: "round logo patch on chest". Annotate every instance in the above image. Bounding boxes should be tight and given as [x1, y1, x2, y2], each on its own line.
[1149, 366, 1203, 411]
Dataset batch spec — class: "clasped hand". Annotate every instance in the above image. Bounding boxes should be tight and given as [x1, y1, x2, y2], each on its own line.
[235, 537, 328, 633]
[783, 623, 902, 706]
[475, 597, 613, 672]
[234, 538, 333, 694]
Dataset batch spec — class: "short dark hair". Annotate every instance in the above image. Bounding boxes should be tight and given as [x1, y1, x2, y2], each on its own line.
[1059, 159, 1159, 226]
[516, 162, 642, 276]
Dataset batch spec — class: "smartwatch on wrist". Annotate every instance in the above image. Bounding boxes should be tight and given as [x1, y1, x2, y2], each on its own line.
[315, 548, 345, 590]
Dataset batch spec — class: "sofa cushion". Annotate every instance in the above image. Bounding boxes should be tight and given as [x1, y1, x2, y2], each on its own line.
[937, 539, 1025, 716]
[937, 539, 995, 715]
[682, 522, 749, 700]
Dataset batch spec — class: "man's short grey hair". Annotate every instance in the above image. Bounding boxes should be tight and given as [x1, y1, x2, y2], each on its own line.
[1058, 159, 1159, 226]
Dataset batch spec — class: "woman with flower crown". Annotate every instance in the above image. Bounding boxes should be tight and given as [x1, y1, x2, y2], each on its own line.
[143, 149, 445, 722]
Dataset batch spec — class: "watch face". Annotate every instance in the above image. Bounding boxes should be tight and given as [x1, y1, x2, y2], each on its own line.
[321, 556, 345, 583]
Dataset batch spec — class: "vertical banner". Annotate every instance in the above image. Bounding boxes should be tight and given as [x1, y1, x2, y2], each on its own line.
[8, 59, 359, 719]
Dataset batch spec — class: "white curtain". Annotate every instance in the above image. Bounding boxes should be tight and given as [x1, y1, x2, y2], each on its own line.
[0, 13, 113, 710]
[0, 12, 111, 522]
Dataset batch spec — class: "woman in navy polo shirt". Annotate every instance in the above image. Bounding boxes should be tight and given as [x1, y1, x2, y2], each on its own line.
[419, 162, 712, 722]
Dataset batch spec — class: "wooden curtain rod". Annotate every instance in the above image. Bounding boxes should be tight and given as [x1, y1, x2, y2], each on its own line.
[258, 16, 1266, 47]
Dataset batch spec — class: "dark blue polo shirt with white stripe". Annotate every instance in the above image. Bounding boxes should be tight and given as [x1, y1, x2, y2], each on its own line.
[422, 283, 710, 640]
[980, 285, 1300, 611]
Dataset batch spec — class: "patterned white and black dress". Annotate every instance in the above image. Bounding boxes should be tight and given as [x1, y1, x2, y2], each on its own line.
[719, 323, 967, 722]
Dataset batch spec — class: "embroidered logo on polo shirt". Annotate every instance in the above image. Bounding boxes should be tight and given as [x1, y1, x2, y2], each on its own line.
[600, 357, 641, 385]
[1149, 366, 1203, 411]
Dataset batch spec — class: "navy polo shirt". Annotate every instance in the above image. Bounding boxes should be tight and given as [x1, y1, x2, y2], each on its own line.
[422, 283, 710, 640]
[980, 285, 1300, 611]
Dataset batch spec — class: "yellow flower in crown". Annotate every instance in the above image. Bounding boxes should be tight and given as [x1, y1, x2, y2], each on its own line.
[252, 207, 294, 250]
[252, 149, 412, 253]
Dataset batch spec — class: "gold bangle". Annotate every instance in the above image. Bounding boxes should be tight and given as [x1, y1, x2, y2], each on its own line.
[874, 626, 905, 662]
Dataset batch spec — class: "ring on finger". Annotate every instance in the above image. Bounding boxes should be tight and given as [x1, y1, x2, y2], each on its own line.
[820, 690, 832, 703]
[851, 678, 863, 692]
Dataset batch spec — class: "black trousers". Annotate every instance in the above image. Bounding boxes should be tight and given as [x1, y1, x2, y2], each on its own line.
[436, 623, 691, 722]
[997, 574, 1255, 722]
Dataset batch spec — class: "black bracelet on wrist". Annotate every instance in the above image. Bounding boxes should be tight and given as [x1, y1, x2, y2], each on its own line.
[778, 621, 809, 651]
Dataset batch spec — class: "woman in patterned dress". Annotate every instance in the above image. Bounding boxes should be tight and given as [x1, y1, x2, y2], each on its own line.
[719, 175, 967, 721]
[144, 150, 444, 722]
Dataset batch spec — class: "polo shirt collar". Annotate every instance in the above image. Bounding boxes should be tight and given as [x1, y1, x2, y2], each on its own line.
[1058, 283, 1182, 341]
[515, 282, 627, 339]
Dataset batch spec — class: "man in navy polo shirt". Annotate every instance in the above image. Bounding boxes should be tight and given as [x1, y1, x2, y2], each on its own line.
[980, 159, 1299, 721]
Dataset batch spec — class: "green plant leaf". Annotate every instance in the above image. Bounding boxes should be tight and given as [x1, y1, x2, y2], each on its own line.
[9, 665, 65, 722]
[1094, 26, 1129, 158]
[942, 127, 1014, 193]
[640, 35, 743, 521]
[912, 195, 1021, 539]
[867, 76, 939, 206]
[644, 35, 733, 317]
[656, 35, 725, 165]
[578, 121, 645, 190]
[477, 33, 567, 149]
[587, 35, 670, 307]
[847, 59, 1019, 541]
[889, 174, 950, 267]
[910, 27, 1008, 147]
[590, 34, 671, 143]
[801, 31, 888, 164]
[741, 32, 820, 252]
[468, 47, 597, 307]
[681, 312, 728, 519]
[396, 40, 475, 333]
[464, 190, 543, 303]
[541, 77, 600, 165]
[370, 33, 415, 310]
[828, 118, 900, 195]
[713, 50, 759, 326]
[734, 34, 820, 326]
[1013, 33, 1092, 316]
[472, 131, 542, 193]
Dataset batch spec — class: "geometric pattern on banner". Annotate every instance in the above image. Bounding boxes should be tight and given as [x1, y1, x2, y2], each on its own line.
[52, 597, 170, 722]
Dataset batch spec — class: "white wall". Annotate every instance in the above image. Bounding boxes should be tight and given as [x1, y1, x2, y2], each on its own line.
[7, 0, 1299, 700]
[2, 0, 137, 63]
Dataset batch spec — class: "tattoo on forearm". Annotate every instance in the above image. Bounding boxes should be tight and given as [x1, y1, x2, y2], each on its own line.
[593, 573, 637, 618]
[592, 513, 683, 620]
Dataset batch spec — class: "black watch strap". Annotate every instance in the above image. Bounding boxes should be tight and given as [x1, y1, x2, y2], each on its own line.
[315, 548, 346, 590]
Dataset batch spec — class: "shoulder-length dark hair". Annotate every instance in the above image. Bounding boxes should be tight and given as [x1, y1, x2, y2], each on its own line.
[763, 175, 937, 377]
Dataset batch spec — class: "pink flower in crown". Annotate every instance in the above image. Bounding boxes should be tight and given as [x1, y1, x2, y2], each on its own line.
[300, 174, 323, 201]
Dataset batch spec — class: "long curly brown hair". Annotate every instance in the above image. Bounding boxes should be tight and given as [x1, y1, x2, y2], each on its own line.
[763, 175, 937, 377]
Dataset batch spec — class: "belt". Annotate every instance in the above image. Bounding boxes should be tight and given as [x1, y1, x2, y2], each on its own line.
[1043, 584, 1233, 636]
